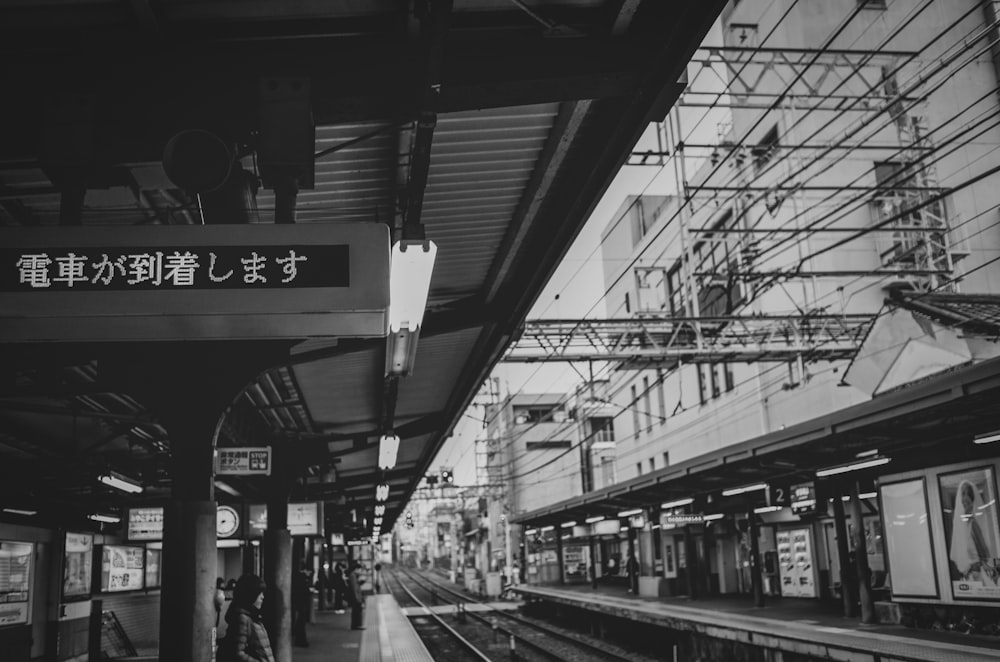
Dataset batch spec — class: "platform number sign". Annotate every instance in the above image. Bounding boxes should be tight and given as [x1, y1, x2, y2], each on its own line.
[216, 447, 272, 476]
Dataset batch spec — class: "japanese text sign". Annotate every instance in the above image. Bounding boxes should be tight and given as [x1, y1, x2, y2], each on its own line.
[216, 447, 272, 476]
[127, 507, 164, 541]
[0, 224, 389, 341]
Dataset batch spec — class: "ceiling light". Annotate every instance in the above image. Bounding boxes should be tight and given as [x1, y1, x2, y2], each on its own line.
[974, 431, 1000, 445]
[661, 498, 694, 509]
[388, 239, 437, 333]
[375, 483, 390, 502]
[560, 521, 576, 528]
[617, 508, 643, 518]
[722, 483, 767, 497]
[2, 508, 37, 516]
[378, 434, 400, 470]
[375, 505, 386, 516]
[89, 513, 121, 524]
[703, 513, 725, 521]
[753, 506, 782, 514]
[584, 515, 605, 524]
[855, 448, 880, 458]
[525, 528, 538, 536]
[815, 457, 890, 477]
[98, 471, 143, 494]
[540, 525, 554, 532]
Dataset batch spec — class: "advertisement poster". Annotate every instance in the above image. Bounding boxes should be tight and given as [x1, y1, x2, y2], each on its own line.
[0, 540, 33, 625]
[776, 528, 816, 598]
[881, 478, 938, 597]
[63, 532, 94, 599]
[102, 546, 145, 592]
[939, 467, 1000, 600]
[145, 549, 161, 589]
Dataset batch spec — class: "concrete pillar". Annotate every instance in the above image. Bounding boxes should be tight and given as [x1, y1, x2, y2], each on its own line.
[849, 482, 876, 624]
[555, 529, 565, 585]
[747, 510, 765, 608]
[685, 532, 698, 601]
[832, 492, 858, 617]
[264, 473, 293, 662]
[158, 406, 219, 662]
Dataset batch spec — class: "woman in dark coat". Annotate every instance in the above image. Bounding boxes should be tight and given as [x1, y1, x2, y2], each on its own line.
[222, 574, 275, 662]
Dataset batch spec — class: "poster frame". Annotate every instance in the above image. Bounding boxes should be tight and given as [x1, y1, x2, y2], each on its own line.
[62, 531, 94, 602]
[936, 465, 1000, 602]
[879, 475, 940, 600]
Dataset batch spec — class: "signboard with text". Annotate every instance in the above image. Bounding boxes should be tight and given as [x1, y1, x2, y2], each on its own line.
[0, 224, 389, 341]
[216, 447, 271, 476]
[246, 502, 323, 537]
[127, 507, 165, 541]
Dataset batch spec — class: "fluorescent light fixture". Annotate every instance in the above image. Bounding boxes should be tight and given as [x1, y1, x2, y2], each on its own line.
[721, 483, 767, 497]
[2, 508, 37, 516]
[378, 434, 400, 470]
[856, 448, 880, 458]
[98, 470, 143, 494]
[840, 492, 878, 501]
[525, 528, 538, 536]
[385, 328, 420, 377]
[375, 505, 386, 516]
[375, 483, 390, 502]
[974, 431, 1000, 445]
[815, 457, 890, 477]
[214, 480, 242, 497]
[89, 513, 121, 524]
[617, 508, 643, 518]
[703, 513, 725, 521]
[619, 525, 628, 532]
[754, 505, 782, 514]
[540, 525, 555, 532]
[585, 515, 605, 524]
[560, 521, 576, 528]
[661, 498, 694, 509]
[388, 240, 437, 333]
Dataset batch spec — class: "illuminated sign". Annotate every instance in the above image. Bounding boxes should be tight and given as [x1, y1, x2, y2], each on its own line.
[216, 447, 271, 476]
[0, 224, 389, 342]
[101, 545, 145, 593]
[661, 514, 705, 525]
[246, 502, 323, 537]
[127, 507, 164, 541]
[790, 482, 817, 516]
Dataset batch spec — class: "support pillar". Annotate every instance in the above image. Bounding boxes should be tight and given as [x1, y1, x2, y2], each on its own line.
[849, 482, 876, 624]
[747, 510, 765, 608]
[832, 492, 858, 617]
[157, 406, 219, 662]
[685, 532, 698, 601]
[264, 461, 293, 662]
[555, 529, 565, 585]
[589, 536, 598, 589]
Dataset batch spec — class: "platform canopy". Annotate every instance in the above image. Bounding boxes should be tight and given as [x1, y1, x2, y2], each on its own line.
[0, 0, 724, 537]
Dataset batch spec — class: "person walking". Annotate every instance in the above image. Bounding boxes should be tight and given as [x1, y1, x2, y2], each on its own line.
[331, 562, 347, 614]
[346, 561, 365, 630]
[220, 574, 275, 662]
[373, 562, 382, 594]
[291, 563, 311, 647]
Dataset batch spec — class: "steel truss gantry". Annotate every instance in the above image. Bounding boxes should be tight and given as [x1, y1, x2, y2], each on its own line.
[505, 314, 873, 366]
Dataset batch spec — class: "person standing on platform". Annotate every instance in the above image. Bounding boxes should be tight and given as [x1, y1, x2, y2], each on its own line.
[332, 562, 347, 614]
[214, 577, 227, 627]
[626, 553, 639, 594]
[221, 574, 275, 662]
[346, 561, 365, 630]
[373, 562, 382, 593]
[291, 563, 311, 647]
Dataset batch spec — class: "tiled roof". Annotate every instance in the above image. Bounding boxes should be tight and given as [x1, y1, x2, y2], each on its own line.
[891, 292, 1000, 335]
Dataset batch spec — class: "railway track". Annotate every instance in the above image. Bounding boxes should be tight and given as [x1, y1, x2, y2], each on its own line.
[389, 565, 652, 662]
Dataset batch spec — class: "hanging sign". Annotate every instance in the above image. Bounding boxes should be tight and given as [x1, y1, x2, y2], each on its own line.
[127, 507, 165, 541]
[662, 513, 705, 525]
[790, 482, 818, 516]
[0, 223, 389, 341]
[216, 447, 272, 476]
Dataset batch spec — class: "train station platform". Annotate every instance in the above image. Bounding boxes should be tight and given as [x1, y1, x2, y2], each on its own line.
[293, 594, 433, 662]
[513, 583, 1000, 662]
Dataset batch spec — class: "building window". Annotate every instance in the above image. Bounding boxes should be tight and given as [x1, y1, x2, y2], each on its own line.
[525, 440, 572, 450]
[697, 363, 734, 405]
[601, 456, 615, 486]
[589, 417, 615, 443]
[636, 462, 643, 476]
[631, 385, 640, 438]
[663, 451, 670, 467]
[512, 405, 565, 425]
[656, 369, 666, 426]
[649, 457, 656, 473]
[752, 125, 779, 172]
[642, 376, 652, 433]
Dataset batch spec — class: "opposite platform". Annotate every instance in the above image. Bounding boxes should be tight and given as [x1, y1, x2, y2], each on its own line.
[292, 594, 433, 662]
[514, 583, 1000, 662]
